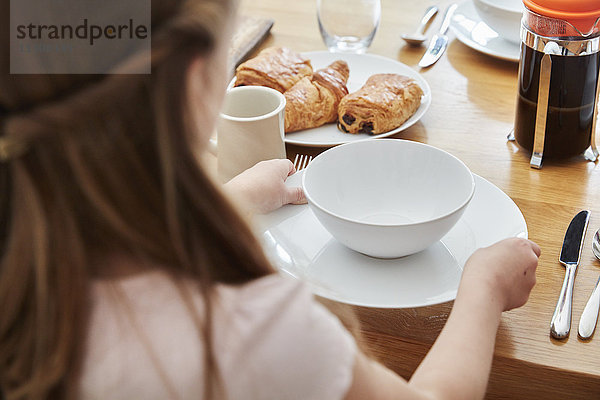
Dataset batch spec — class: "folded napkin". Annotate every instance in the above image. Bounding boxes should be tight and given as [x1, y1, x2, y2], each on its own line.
[229, 16, 274, 68]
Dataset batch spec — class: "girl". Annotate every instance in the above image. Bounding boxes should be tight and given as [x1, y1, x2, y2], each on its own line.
[0, 0, 539, 398]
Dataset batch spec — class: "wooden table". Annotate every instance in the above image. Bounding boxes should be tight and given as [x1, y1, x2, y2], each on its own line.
[238, 0, 600, 398]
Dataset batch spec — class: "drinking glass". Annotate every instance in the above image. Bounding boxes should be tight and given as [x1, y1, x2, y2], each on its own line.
[317, 0, 381, 53]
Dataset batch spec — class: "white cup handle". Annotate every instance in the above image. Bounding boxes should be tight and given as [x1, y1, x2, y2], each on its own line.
[208, 136, 218, 156]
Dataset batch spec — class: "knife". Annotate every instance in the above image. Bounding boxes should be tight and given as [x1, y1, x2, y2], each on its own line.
[418, 3, 457, 68]
[550, 210, 590, 339]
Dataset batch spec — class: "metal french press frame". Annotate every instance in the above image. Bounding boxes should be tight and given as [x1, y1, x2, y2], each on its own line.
[509, 26, 600, 169]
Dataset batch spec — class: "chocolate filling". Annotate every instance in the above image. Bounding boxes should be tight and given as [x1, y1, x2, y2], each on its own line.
[342, 114, 356, 126]
[360, 122, 374, 135]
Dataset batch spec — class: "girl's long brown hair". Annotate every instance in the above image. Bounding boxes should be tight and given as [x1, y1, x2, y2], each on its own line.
[0, 0, 275, 398]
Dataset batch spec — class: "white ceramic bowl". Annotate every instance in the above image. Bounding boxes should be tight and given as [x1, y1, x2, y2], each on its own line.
[473, 0, 523, 44]
[302, 139, 475, 258]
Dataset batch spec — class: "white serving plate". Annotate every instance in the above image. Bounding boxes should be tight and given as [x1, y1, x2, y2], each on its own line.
[255, 172, 527, 308]
[230, 51, 431, 147]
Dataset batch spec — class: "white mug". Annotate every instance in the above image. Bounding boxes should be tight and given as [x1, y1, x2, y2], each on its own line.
[209, 86, 287, 182]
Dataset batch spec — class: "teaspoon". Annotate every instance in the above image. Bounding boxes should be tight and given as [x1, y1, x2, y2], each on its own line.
[578, 229, 600, 339]
[401, 5, 439, 46]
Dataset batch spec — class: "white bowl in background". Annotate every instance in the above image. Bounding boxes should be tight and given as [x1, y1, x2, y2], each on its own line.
[302, 139, 475, 258]
[473, 0, 523, 44]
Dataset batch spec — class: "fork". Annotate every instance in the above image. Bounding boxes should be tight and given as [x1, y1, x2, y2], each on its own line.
[293, 154, 312, 172]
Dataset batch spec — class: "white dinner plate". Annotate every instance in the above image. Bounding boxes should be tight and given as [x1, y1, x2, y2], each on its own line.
[450, 1, 521, 62]
[230, 51, 431, 147]
[255, 172, 527, 308]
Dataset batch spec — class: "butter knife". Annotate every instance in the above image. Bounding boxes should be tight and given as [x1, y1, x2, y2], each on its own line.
[550, 210, 590, 339]
[418, 3, 457, 68]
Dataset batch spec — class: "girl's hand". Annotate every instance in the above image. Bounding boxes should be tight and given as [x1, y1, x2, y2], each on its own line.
[224, 159, 306, 214]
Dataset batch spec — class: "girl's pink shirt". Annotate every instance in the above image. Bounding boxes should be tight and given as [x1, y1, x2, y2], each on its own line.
[78, 271, 357, 399]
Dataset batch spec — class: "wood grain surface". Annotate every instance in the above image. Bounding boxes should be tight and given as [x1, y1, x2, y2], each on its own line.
[237, 0, 600, 398]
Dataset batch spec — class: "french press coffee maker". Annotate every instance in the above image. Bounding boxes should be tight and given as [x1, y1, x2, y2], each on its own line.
[512, 0, 600, 169]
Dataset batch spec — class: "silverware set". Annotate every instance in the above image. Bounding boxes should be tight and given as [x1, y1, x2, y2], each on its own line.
[401, 4, 458, 68]
[551, 210, 600, 340]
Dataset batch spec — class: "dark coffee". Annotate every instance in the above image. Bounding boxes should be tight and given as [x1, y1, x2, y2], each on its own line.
[514, 45, 600, 158]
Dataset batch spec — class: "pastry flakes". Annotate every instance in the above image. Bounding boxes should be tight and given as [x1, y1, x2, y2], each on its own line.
[234, 47, 313, 93]
[284, 60, 349, 133]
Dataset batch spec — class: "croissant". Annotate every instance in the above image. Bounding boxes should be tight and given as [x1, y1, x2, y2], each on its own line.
[284, 60, 350, 133]
[337, 74, 423, 135]
[234, 47, 313, 93]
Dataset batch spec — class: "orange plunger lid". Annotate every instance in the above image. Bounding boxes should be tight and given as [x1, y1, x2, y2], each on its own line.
[523, 0, 600, 35]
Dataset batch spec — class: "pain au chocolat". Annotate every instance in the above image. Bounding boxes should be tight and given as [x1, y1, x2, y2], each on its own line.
[284, 60, 349, 133]
[337, 73, 423, 135]
[234, 47, 313, 93]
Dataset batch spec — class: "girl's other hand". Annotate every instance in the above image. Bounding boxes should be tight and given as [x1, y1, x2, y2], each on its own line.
[462, 237, 540, 312]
